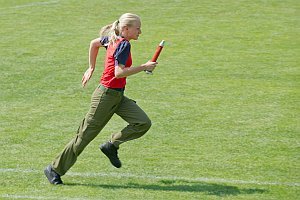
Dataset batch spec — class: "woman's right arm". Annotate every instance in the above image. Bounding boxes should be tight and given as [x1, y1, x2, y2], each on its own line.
[82, 38, 103, 87]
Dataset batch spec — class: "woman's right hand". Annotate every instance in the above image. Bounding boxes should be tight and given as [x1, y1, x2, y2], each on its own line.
[81, 67, 94, 87]
[142, 61, 158, 73]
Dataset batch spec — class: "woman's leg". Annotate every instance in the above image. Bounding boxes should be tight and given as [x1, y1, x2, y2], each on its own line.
[51, 86, 122, 175]
[112, 96, 152, 147]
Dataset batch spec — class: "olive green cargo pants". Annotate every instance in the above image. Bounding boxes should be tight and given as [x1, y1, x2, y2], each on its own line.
[52, 85, 152, 176]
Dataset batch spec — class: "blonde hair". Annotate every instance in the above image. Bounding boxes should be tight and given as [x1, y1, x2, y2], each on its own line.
[99, 13, 141, 45]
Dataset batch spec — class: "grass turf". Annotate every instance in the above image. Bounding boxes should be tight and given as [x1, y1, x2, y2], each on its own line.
[0, 0, 299, 199]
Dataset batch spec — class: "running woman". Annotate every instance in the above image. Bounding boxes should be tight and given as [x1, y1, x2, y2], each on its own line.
[44, 13, 157, 185]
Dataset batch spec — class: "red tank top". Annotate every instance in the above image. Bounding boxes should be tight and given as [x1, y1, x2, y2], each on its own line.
[100, 38, 132, 89]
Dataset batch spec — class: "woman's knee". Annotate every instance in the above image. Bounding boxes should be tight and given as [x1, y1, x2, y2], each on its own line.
[140, 118, 152, 132]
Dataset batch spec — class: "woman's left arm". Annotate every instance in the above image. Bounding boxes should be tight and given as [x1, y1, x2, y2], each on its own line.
[115, 61, 157, 78]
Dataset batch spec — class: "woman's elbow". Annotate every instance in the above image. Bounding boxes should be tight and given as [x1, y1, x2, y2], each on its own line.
[114, 73, 123, 78]
[114, 70, 126, 78]
[114, 66, 126, 78]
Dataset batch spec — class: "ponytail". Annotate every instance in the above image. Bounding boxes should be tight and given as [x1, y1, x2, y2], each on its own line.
[99, 13, 141, 45]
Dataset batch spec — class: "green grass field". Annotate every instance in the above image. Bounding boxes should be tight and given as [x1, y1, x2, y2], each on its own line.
[1, 0, 299, 199]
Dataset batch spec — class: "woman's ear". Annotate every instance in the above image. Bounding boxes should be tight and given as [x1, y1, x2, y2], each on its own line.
[123, 26, 129, 31]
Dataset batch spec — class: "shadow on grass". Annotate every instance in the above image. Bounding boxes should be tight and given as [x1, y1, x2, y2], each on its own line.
[65, 179, 266, 196]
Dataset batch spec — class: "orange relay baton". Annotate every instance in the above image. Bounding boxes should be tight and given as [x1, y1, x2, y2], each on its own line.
[145, 40, 165, 74]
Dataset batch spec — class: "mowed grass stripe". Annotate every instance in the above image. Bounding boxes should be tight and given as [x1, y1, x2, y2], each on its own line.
[1, 168, 299, 187]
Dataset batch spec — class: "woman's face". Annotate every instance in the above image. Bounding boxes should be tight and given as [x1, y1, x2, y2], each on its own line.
[123, 20, 142, 41]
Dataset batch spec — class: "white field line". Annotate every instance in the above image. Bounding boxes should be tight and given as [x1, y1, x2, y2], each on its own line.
[1, 194, 92, 200]
[0, 168, 299, 187]
[0, 0, 59, 10]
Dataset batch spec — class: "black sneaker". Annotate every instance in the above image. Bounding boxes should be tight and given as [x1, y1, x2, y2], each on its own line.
[44, 165, 63, 185]
[100, 142, 122, 168]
